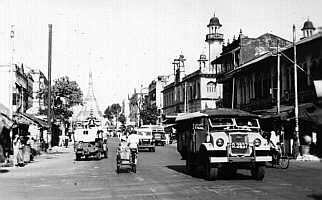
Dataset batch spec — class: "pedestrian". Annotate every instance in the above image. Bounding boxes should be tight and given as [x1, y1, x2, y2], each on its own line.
[13, 135, 24, 167]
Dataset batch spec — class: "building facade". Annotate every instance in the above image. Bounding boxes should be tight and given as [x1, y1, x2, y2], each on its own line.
[26, 69, 48, 115]
[212, 19, 322, 156]
[148, 75, 170, 124]
[162, 14, 224, 117]
[0, 64, 34, 114]
[212, 31, 291, 108]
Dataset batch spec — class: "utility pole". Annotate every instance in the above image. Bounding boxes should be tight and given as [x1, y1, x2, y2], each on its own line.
[47, 24, 52, 150]
[277, 40, 281, 114]
[231, 77, 235, 109]
[293, 25, 300, 157]
[9, 25, 14, 120]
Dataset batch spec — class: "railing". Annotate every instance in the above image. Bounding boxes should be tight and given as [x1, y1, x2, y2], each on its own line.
[206, 33, 224, 41]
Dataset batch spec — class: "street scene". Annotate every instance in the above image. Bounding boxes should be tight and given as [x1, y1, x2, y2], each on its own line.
[1, 0, 322, 199]
[1, 138, 322, 200]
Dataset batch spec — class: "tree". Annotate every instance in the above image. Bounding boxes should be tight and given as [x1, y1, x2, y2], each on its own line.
[140, 104, 159, 125]
[38, 76, 83, 119]
[38, 76, 83, 140]
[118, 113, 126, 125]
[104, 103, 122, 125]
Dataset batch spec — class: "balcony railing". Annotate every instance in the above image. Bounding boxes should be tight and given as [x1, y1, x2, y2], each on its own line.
[206, 33, 224, 41]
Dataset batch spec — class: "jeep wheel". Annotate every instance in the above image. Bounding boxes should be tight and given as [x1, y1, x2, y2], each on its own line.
[205, 161, 218, 181]
[96, 152, 101, 160]
[117, 164, 120, 174]
[251, 165, 265, 180]
[76, 154, 81, 161]
[132, 164, 136, 173]
[151, 147, 155, 152]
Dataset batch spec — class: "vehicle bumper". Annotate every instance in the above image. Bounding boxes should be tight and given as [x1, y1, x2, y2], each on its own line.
[210, 156, 272, 163]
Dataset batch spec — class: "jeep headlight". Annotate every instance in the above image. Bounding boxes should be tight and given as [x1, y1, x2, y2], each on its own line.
[216, 138, 224, 147]
[254, 138, 261, 147]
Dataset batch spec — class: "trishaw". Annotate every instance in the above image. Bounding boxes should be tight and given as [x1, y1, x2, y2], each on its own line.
[116, 145, 137, 173]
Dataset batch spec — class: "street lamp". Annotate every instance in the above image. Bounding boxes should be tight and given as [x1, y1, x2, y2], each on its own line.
[9, 25, 15, 120]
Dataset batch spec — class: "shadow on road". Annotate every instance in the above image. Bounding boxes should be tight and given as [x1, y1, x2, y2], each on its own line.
[0, 169, 9, 173]
[308, 194, 322, 200]
[166, 165, 254, 180]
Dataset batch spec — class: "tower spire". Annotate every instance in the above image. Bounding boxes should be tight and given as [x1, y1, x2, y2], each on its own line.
[76, 67, 103, 121]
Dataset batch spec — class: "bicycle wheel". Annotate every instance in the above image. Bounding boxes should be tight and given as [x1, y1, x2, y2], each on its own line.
[279, 156, 289, 169]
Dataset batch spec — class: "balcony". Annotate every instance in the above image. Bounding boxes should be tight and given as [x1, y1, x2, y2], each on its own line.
[206, 33, 224, 42]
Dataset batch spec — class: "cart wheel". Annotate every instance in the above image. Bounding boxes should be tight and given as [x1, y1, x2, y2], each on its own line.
[279, 156, 290, 169]
[132, 164, 136, 173]
[251, 165, 265, 180]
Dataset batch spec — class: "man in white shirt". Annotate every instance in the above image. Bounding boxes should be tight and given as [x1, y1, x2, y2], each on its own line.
[127, 130, 140, 164]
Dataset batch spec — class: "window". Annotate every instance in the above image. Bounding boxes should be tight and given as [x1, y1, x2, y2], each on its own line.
[207, 82, 216, 93]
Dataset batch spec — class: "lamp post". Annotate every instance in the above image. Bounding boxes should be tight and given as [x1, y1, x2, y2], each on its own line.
[9, 25, 15, 120]
[293, 25, 300, 157]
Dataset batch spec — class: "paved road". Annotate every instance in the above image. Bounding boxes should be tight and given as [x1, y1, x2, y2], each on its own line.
[1, 138, 322, 200]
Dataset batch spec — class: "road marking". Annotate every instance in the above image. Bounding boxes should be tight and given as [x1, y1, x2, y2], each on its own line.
[135, 176, 145, 182]
[32, 184, 51, 188]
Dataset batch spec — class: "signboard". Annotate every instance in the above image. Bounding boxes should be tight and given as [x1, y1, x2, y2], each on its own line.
[314, 80, 322, 98]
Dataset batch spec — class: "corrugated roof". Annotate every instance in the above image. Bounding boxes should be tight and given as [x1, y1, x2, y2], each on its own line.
[176, 108, 258, 121]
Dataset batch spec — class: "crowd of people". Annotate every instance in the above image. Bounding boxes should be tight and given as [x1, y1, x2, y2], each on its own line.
[12, 135, 38, 167]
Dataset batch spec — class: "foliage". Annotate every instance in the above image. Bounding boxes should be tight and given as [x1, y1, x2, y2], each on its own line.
[118, 113, 126, 125]
[38, 76, 83, 121]
[140, 104, 159, 125]
[104, 103, 121, 120]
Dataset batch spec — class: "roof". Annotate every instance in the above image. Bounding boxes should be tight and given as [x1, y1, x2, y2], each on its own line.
[302, 19, 315, 30]
[207, 14, 222, 27]
[176, 108, 258, 121]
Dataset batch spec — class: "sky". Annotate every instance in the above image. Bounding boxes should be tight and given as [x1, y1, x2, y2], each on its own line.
[0, 0, 321, 111]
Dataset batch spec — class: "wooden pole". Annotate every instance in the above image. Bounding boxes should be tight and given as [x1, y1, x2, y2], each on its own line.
[293, 25, 300, 157]
[277, 40, 280, 114]
[47, 24, 52, 150]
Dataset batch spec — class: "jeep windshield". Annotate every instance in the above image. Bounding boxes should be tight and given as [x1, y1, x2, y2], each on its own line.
[235, 118, 259, 129]
[209, 117, 234, 130]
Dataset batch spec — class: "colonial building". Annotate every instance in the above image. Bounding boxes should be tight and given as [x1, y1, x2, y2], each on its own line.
[162, 14, 224, 117]
[212, 31, 291, 108]
[212, 19, 322, 156]
[0, 63, 34, 114]
[26, 69, 48, 115]
[163, 54, 222, 116]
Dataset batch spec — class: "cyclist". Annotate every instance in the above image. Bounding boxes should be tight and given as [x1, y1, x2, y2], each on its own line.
[269, 130, 281, 164]
[127, 130, 140, 164]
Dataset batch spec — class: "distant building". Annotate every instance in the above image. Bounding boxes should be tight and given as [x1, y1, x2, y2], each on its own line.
[148, 75, 170, 124]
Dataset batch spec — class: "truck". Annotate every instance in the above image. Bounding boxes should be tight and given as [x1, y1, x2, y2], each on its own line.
[175, 108, 271, 181]
[141, 125, 166, 146]
[74, 126, 107, 161]
[136, 127, 156, 152]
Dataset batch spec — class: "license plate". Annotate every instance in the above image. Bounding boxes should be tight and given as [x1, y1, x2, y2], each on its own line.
[231, 142, 248, 149]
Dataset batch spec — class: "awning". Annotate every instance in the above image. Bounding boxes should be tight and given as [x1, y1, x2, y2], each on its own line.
[13, 113, 33, 125]
[0, 113, 14, 129]
[163, 124, 176, 129]
[22, 113, 49, 128]
[0, 102, 10, 116]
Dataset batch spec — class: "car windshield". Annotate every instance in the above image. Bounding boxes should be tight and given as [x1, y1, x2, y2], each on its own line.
[209, 117, 234, 127]
[235, 118, 259, 128]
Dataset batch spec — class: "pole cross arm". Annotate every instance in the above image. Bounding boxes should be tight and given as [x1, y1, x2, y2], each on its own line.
[280, 52, 306, 73]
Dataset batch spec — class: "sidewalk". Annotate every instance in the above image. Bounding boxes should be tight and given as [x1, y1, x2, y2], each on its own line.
[0, 145, 73, 168]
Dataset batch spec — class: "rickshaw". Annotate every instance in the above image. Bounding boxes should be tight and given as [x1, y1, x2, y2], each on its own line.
[116, 139, 137, 173]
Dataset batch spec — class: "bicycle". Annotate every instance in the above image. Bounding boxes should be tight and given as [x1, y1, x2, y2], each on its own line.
[271, 143, 290, 169]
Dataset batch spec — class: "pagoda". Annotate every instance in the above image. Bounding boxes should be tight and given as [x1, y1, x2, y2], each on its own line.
[75, 70, 103, 125]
